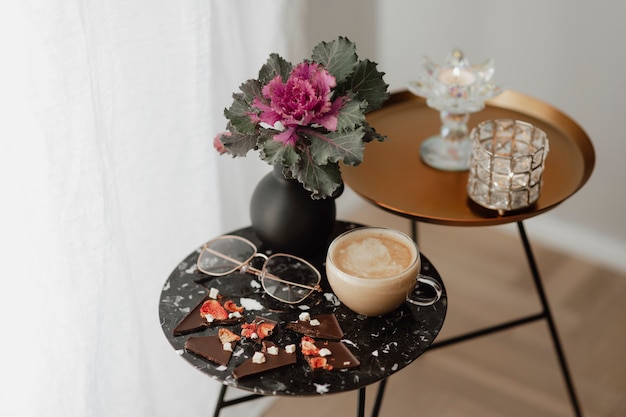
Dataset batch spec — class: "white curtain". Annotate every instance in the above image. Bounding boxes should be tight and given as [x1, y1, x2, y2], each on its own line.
[0, 1, 305, 416]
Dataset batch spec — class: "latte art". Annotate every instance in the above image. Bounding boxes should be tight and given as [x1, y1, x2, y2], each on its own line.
[333, 236, 412, 278]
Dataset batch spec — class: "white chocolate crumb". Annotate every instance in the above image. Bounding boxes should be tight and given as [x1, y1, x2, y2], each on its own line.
[239, 297, 263, 310]
[343, 361, 351, 366]
[228, 311, 242, 319]
[314, 383, 330, 394]
[285, 344, 296, 354]
[250, 332, 259, 340]
[298, 312, 311, 322]
[222, 342, 233, 352]
[204, 314, 215, 323]
[252, 352, 266, 364]
[309, 319, 321, 326]
[209, 288, 220, 299]
[318, 348, 332, 357]
[266, 346, 279, 356]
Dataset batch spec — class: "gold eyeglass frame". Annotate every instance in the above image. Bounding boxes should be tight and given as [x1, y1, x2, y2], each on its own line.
[197, 235, 322, 304]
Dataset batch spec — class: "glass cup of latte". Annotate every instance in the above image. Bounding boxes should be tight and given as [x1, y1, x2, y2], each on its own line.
[326, 227, 442, 316]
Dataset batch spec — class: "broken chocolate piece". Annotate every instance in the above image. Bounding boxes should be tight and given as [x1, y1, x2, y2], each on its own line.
[286, 313, 344, 340]
[173, 295, 244, 336]
[232, 341, 297, 379]
[184, 335, 237, 366]
[301, 336, 360, 371]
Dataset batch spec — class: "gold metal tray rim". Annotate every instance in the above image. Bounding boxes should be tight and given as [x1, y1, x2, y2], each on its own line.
[342, 89, 596, 226]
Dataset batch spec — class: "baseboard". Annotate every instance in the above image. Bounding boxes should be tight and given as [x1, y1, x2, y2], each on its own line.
[500, 215, 626, 274]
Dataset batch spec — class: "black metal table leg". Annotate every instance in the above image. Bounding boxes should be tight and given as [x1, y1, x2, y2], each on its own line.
[370, 379, 388, 417]
[411, 218, 583, 416]
[358, 387, 366, 417]
[211, 385, 264, 417]
[411, 220, 419, 243]
[212, 385, 228, 417]
[517, 221, 583, 417]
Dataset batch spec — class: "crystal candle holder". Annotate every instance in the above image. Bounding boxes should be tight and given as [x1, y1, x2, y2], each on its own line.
[408, 49, 503, 171]
[467, 119, 549, 215]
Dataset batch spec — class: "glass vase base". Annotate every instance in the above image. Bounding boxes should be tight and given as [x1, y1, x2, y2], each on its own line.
[419, 135, 471, 171]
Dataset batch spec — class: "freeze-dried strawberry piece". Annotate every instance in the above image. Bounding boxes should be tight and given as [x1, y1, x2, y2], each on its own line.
[300, 336, 319, 356]
[240, 317, 277, 341]
[256, 322, 275, 339]
[218, 328, 240, 345]
[308, 356, 333, 370]
[223, 300, 244, 313]
[200, 299, 228, 321]
[241, 323, 258, 339]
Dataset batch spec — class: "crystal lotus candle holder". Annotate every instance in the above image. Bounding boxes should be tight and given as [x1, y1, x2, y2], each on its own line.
[408, 48, 504, 171]
[466, 119, 549, 215]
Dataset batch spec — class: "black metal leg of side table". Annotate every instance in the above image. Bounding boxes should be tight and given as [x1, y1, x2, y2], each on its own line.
[370, 378, 387, 417]
[212, 385, 227, 417]
[352, 381, 389, 417]
[411, 220, 419, 244]
[212, 385, 263, 417]
[358, 387, 366, 417]
[357, 380, 387, 417]
[411, 220, 583, 417]
[516, 221, 582, 417]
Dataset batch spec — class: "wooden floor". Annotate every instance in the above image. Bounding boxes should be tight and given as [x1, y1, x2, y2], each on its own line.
[261, 204, 626, 417]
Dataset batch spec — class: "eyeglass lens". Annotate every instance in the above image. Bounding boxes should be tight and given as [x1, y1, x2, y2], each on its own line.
[262, 255, 320, 303]
[197, 236, 256, 275]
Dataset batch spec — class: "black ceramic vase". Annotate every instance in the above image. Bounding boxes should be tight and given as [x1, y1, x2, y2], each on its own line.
[250, 164, 341, 256]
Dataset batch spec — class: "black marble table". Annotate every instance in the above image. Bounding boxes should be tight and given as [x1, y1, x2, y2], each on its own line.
[159, 221, 447, 415]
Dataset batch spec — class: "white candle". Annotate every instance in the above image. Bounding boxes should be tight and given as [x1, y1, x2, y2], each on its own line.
[438, 67, 475, 86]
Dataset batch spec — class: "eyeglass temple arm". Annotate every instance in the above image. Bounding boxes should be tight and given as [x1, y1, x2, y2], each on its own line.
[251, 266, 322, 293]
[202, 247, 321, 292]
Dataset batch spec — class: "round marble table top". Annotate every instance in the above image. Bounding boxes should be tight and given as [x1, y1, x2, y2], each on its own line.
[158, 221, 447, 396]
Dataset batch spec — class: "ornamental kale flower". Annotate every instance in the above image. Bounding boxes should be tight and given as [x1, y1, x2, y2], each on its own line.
[215, 36, 390, 199]
[250, 62, 346, 146]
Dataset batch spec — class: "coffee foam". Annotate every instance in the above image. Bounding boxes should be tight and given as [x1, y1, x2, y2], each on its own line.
[332, 232, 414, 279]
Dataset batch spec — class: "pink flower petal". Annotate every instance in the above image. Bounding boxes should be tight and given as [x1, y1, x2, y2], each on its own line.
[273, 126, 299, 146]
[213, 131, 230, 155]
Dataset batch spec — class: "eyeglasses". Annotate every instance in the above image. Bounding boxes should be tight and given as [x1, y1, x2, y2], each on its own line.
[197, 235, 322, 304]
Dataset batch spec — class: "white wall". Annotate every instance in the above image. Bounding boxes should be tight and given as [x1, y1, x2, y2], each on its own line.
[306, 0, 626, 273]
